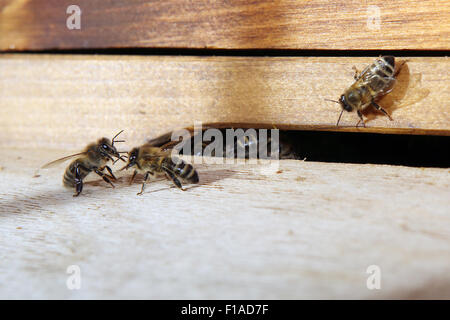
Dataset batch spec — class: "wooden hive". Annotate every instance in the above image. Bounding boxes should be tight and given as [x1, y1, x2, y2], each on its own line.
[0, 0, 449, 299]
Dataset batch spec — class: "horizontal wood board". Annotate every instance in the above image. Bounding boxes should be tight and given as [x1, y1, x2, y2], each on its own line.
[0, 148, 449, 299]
[0, 55, 448, 151]
[0, 0, 449, 51]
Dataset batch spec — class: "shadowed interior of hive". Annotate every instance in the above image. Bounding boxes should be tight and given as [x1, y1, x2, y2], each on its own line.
[151, 128, 450, 168]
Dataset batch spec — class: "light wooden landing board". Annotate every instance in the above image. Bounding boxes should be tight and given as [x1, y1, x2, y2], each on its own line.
[1, 0, 449, 50]
[0, 55, 448, 151]
[0, 148, 449, 299]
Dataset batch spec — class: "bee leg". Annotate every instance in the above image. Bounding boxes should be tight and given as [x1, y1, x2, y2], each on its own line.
[97, 166, 115, 180]
[137, 172, 150, 195]
[94, 168, 115, 189]
[104, 165, 117, 180]
[73, 164, 83, 197]
[356, 110, 366, 127]
[164, 169, 185, 191]
[371, 101, 393, 121]
[112, 155, 126, 165]
[352, 66, 361, 80]
[103, 154, 115, 163]
[129, 170, 138, 185]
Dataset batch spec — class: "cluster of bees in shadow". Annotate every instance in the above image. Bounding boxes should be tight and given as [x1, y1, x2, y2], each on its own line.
[43, 56, 415, 196]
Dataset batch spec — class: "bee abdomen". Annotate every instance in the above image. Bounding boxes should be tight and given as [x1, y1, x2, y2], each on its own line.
[63, 161, 90, 187]
[365, 56, 396, 94]
[368, 56, 395, 78]
[171, 158, 199, 183]
[381, 56, 395, 72]
[63, 167, 76, 187]
[184, 165, 199, 183]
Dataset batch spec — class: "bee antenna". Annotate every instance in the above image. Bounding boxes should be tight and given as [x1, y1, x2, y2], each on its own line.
[113, 155, 128, 164]
[119, 164, 129, 171]
[112, 130, 125, 146]
[336, 109, 344, 127]
[325, 98, 340, 104]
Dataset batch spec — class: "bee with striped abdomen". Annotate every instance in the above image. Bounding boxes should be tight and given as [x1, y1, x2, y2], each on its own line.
[121, 145, 199, 195]
[328, 56, 404, 127]
[42, 131, 126, 196]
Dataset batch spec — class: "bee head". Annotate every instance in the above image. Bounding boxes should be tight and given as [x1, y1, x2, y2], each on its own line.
[339, 94, 354, 112]
[121, 147, 140, 171]
[98, 137, 120, 158]
[128, 148, 139, 165]
[96, 131, 127, 163]
[326, 94, 358, 126]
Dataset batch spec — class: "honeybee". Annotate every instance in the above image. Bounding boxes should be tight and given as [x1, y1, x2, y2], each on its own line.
[121, 145, 199, 195]
[328, 56, 404, 126]
[42, 131, 126, 196]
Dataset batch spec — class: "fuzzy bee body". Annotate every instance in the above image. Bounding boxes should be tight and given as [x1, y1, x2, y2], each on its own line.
[123, 145, 199, 195]
[63, 158, 96, 189]
[334, 56, 399, 126]
[352, 56, 395, 101]
[62, 140, 113, 188]
[43, 132, 125, 197]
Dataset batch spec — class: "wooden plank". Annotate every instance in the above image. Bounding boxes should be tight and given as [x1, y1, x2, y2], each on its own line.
[0, 54, 448, 151]
[0, 148, 449, 299]
[1, 0, 449, 51]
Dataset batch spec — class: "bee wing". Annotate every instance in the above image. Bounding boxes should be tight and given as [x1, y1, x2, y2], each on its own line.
[396, 74, 430, 107]
[375, 80, 396, 97]
[159, 140, 185, 151]
[41, 152, 86, 169]
[360, 72, 397, 98]
[148, 131, 195, 151]
[146, 132, 173, 147]
[142, 148, 173, 161]
[355, 65, 370, 80]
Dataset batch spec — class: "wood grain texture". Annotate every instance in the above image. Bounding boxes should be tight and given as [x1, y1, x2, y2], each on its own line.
[0, 54, 448, 151]
[1, 0, 449, 51]
[0, 148, 449, 299]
